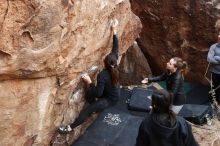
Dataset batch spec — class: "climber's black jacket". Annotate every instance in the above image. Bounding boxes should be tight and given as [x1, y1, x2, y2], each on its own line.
[88, 35, 120, 103]
[148, 70, 185, 105]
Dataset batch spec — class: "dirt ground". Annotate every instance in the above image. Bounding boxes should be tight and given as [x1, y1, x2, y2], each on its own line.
[192, 118, 220, 146]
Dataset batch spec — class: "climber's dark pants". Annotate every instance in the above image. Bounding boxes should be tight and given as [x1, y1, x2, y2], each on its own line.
[70, 90, 116, 129]
[212, 72, 220, 103]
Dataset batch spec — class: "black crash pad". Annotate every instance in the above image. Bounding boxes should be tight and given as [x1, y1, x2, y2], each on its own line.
[71, 84, 212, 146]
[178, 104, 211, 124]
[126, 84, 211, 113]
[72, 107, 144, 146]
[127, 87, 153, 112]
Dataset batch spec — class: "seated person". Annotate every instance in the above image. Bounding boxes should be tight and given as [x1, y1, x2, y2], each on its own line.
[142, 57, 188, 113]
[135, 89, 199, 146]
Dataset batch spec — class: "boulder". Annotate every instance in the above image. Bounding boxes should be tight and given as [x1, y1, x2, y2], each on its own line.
[0, 0, 141, 145]
[130, 0, 220, 83]
[119, 41, 152, 86]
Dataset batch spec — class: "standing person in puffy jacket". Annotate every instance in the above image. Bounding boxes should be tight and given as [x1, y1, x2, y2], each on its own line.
[135, 89, 199, 146]
[58, 19, 120, 134]
[207, 33, 220, 104]
[142, 57, 188, 113]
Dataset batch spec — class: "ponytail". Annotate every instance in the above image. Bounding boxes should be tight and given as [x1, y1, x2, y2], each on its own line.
[168, 92, 176, 121]
[181, 61, 188, 76]
[173, 57, 189, 76]
[151, 89, 176, 124]
[104, 53, 119, 87]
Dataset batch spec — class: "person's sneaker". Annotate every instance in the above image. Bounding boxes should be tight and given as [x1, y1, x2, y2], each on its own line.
[58, 125, 72, 134]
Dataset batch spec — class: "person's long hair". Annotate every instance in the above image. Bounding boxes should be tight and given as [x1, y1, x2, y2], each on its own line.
[104, 53, 119, 87]
[172, 57, 188, 76]
[151, 89, 176, 125]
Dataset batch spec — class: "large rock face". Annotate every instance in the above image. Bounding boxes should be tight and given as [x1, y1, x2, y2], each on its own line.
[0, 0, 141, 145]
[130, 0, 220, 83]
[119, 42, 152, 86]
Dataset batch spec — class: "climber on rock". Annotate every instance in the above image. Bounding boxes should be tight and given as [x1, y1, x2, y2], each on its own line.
[58, 19, 120, 134]
[141, 57, 188, 114]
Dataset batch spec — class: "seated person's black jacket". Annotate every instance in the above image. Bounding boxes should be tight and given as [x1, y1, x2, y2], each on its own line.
[148, 70, 185, 105]
[135, 114, 199, 146]
[88, 35, 120, 103]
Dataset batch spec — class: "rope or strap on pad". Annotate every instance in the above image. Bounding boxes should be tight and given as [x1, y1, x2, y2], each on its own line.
[204, 63, 220, 120]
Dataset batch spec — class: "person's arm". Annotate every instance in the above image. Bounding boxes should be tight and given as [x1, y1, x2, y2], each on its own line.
[88, 73, 105, 98]
[148, 73, 167, 82]
[135, 122, 149, 146]
[207, 44, 219, 64]
[214, 55, 220, 62]
[111, 28, 119, 59]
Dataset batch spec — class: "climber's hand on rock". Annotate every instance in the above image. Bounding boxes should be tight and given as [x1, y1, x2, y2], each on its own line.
[112, 19, 118, 28]
[111, 19, 118, 34]
[82, 74, 92, 85]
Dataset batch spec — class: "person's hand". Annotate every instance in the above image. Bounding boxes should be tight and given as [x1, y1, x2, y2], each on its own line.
[111, 19, 118, 34]
[141, 78, 148, 84]
[112, 19, 118, 28]
[82, 74, 92, 85]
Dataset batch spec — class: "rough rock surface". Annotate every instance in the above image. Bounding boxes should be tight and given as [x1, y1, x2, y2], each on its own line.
[0, 0, 141, 145]
[130, 0, 220, 83]
[119, 42, 152, 86]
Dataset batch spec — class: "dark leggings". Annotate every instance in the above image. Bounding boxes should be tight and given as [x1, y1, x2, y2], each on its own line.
[212, 72, 220, 103]
[70, 97, 115, 129]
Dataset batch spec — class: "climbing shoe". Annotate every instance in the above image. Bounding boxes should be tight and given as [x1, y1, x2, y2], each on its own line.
[58, 125, 72, 134]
